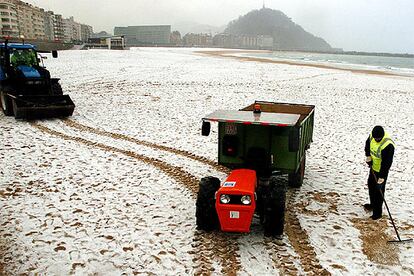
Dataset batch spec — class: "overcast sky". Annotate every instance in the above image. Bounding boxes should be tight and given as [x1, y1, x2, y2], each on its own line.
[26, 0, 414, 54]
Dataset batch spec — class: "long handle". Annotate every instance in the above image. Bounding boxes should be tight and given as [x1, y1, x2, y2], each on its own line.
[377, 188, 402, 242]
[371, 170, 402, 242]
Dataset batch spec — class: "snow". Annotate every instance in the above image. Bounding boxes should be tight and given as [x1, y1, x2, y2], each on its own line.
[1, 47, 414, 275]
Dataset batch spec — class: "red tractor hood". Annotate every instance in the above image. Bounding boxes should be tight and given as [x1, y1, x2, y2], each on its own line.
[216, 169, 257, 232]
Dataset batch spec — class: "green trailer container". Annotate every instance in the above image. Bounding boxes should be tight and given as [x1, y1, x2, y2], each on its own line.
[202, 101, 315, 187]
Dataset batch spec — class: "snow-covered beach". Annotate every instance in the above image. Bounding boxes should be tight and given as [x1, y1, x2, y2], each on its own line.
[1, 47, 414, 275]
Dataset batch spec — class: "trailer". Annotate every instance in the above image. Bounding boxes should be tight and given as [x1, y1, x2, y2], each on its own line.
[196, 101, 315, 237]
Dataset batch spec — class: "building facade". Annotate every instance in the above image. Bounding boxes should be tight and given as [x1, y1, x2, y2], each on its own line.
[63, 16, 81, 43]
[182, 33, 212, 47]
[213, 33, 275, 50]
[257, 35, 273, 49]
[16, 1, 46, 40]
[52, 13, 64, 41]
[43, 10, 54, 40]
[0, 0, 93, 42]
[80, 24, 93, 42]
[114, 25, 171, 46]
[87, 35, 126, 50]
[0, 0, 19, 38]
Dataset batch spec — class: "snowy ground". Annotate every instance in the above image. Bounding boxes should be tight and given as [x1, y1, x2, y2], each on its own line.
[1, 47, 414, 275]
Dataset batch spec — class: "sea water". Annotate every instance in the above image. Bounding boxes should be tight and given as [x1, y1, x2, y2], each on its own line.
[236, 51, 414, 76]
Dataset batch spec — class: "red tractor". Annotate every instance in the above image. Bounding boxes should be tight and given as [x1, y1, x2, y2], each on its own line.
[196, 101, 315, 237]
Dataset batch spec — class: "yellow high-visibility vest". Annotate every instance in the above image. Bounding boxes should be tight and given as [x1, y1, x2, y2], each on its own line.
[370, 132, 395, 172]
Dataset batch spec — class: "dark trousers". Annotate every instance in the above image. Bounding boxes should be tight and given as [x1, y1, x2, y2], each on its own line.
[367, 171, 387, 217]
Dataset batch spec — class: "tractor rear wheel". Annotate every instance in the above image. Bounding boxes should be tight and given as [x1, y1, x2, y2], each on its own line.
[196, 176, 220, 231]
[51, 82, 63, 95]
[263, 176, 286, 237]
[288, 154, 306, 188]
[0, 90, 14, 116]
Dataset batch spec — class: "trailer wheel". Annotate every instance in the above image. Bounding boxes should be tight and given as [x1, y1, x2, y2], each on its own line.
[288, 154, 306, 188]
[0, 90, 14, 116]
[196, 176, 220, 231]
[263, 176, 286, 237]
[51, 82, 63, 95]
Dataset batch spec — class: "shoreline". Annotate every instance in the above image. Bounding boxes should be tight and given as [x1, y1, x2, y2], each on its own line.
[197, 50, 412, 78]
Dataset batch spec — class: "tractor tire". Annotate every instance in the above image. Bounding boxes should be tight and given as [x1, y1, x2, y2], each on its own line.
[196, 176, 220, 231]
[288, 154, 306, 188]
[51, 82, 63, 95]
[256, 177, 270, 225]
[0, 90, 14, 116]
[263, 176, 286, 237]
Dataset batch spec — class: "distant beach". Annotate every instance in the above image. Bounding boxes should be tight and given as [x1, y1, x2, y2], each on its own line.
[198, 50, 414, 77]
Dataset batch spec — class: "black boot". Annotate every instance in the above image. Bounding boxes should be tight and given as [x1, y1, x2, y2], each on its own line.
[371, 214, 381, 220]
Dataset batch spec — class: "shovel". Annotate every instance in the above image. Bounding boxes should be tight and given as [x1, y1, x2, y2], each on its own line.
[371, 170, 413, 243]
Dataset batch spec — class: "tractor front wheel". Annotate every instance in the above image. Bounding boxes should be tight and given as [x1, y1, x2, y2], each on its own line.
[263, 176, 286, 237]
[196, 176, 220, 231]
[0, 90, 14, 116]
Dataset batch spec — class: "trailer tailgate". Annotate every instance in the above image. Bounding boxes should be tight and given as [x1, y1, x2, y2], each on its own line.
[203, 110, 300, 126]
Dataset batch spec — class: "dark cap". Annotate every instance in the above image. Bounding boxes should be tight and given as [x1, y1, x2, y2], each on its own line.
[372, 125, 385, 139]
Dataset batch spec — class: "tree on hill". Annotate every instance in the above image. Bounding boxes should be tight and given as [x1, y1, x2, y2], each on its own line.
[225, 8, 332, 51]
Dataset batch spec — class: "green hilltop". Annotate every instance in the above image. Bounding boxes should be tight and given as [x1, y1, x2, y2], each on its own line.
[225, 8, 332, 51]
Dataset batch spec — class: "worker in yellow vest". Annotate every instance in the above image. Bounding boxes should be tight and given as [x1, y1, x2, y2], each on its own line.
[364, 126, 395, 220]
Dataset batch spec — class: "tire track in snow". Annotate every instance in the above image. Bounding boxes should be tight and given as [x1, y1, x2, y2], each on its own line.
[62, 119, 230, 174]
[60, 119, 327, 274]
[263, 238, 302, 275]
[192, 231, 241, 275]
[285, 190, 331, 275]
[31, 122, 241, 275]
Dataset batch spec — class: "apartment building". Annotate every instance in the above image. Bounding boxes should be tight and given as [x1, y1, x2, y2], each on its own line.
[52, 13, 64, 41]
[43, 10, 54, 40]
[0, 0, 93, 42]
[63, 16, 81, 43]
[80, 24, 93, 42]
[16, 0, 46, 40]
[0, 0, 20, 37]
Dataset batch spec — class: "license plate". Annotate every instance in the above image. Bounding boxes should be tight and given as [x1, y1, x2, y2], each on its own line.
[230, 211, 239, 219]
[225, 123, 237, 135]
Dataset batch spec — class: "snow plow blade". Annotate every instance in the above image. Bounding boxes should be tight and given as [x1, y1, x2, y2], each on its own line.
[11, 95, 75, 119]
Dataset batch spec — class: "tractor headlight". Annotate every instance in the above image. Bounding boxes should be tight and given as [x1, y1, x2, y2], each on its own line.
[220, 194, 231, 204]
[27, 80, 34, 85]
[241, 195, 252, 205]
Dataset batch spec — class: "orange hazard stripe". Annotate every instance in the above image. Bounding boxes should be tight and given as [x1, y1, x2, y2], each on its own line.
[209, 119, 290, 127]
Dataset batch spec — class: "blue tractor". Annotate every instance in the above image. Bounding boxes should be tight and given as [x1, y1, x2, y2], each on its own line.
[0, 40, 74, 119]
